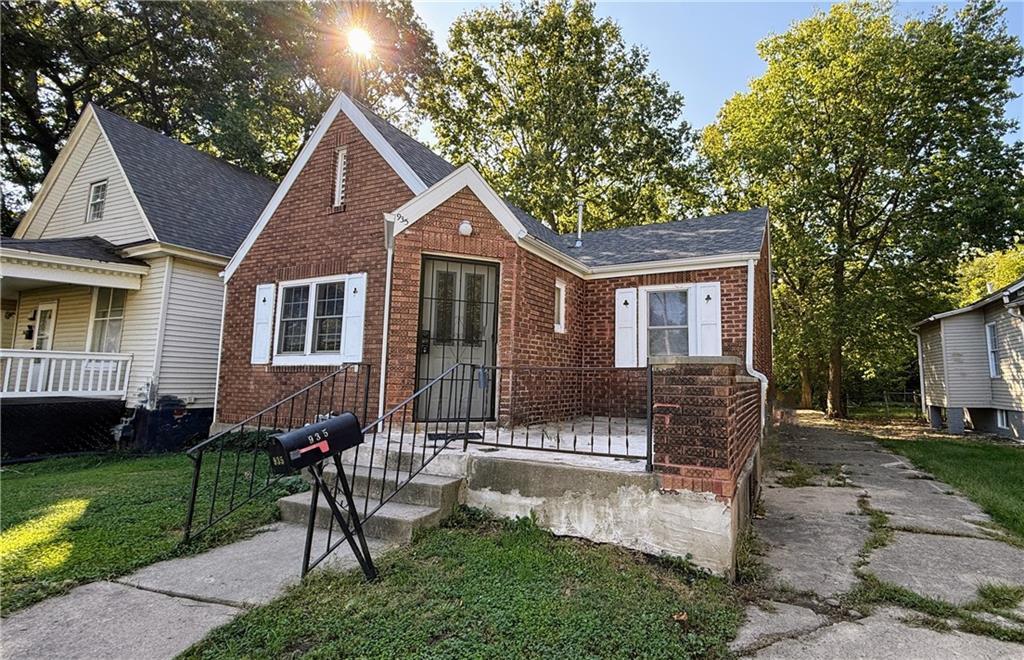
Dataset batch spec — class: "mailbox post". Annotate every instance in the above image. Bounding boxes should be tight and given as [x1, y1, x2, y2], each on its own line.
[269, 413, 377, 581]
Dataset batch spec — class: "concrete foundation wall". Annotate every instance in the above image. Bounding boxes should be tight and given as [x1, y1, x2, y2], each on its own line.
[463, 453, 752, 576]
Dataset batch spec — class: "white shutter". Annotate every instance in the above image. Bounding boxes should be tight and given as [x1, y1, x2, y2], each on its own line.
[615, 287, 638, 367]
[251, 283, 276, 364]
[341, 273, 366, 363]
[694, 282, 722, 356]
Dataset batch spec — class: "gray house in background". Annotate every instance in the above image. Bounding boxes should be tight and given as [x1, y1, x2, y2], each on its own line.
[913, 276, 1024, 441]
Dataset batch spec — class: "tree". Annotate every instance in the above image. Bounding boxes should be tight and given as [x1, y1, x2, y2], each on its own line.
[1, 0, 438, 235]
[701, 0, 1024, 417]
[419, 0, 698, 233]
[955, 245, 1024, 304]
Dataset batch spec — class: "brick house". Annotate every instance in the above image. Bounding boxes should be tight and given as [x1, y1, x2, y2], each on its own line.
[215, 92, 773, 572]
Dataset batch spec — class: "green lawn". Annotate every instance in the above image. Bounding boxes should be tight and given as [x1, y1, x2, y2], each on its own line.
[881, 438, 1024, 539]
[183, 510, 743, 659]
[0, 453, 294, 614]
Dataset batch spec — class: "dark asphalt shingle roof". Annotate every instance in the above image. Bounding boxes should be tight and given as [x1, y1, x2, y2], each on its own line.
[352, 101, 767, 267]
[558, 208, 769, 267]
[92, 106, 277, 258]
[0, 235, 147, 266]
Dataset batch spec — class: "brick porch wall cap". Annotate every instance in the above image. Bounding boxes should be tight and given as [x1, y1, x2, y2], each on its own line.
[649, 355, 744, 366]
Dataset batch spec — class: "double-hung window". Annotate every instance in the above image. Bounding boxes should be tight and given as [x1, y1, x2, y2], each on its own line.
[90, 287, 126, 352]
[986, 322, 998, 378]
[646, 288, 689, 357]
[272, 274, 365, 365]
[87, 181, 107, 222]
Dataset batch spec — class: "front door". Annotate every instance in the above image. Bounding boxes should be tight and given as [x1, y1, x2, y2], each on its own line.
[28, 302, 57, 391]
[415, 257, 498, 421]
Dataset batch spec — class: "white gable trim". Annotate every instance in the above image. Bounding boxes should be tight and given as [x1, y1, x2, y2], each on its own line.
[16, 104, 159, 243]
[223, 92, 428, 281]
[390, 164, 528, 240]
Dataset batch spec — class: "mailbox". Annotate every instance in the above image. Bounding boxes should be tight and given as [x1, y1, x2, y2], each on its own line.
[268, 412, 362, 475]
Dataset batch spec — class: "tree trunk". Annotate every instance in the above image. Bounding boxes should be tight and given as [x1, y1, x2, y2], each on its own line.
[799, 360, 813, 409]
[826, 339, 847, 418]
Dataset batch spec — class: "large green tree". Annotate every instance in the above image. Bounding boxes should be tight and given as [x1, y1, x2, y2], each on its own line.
[955, 244, 1024, 304]
[1, 0, 438, 235]
[420, 0, 698, 233]
[701, 0, 1024, 416]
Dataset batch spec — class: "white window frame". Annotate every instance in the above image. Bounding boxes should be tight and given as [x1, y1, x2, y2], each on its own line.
[985, 322, 998, 378]
[553, 279, 566, 334]
[272, 274, 351, 366]
[996, 409, 1009, 429]
[638, 283, 696, 364]
[86, 180, 108, 223]
[86, 287, 127, 353]
[333, 147, 348, 208]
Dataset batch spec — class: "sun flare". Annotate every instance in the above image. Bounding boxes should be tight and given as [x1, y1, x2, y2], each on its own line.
[347, 27, 374, 58]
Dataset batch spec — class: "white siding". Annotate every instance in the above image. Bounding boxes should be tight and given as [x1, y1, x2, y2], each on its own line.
[120, 257, 169, 407]
[155, 259, 224, 409]
[985, 303, 1024, 412]
[21, 120, 151, 244]
[921, 324, 945, 407]
[941, 313, 992, 407]
[12, 285, 93, 351]
[2, 299, 18, 348]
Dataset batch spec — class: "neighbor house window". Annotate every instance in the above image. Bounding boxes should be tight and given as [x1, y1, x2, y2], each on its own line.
[333, 147, 348, 208]
[553, 279, 566, 333]
[996, 409, 1009, 429]
[90, 287, 126, 352]
[647, 288, 688, 357]
[87, 181, 107, 222]
[986, 322, 998, 377]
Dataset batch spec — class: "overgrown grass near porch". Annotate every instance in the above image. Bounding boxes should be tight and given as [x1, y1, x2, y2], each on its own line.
[880, 438, 1024, 540]
[0, 454, 295, 614]
[183, 509, 743, 659]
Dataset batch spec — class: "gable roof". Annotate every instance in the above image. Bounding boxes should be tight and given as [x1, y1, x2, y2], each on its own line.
[0, 235, 147, 266]
[89, 106, 277, 258]
[225, 91, 768, 279]
[913, 275, 1024, 327]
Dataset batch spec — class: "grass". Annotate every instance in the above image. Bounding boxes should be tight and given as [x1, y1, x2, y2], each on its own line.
[182, 508, 744, 659]
[0, 453, 297, 614]
[775, 459, 819, 487]
[849, 403, 922, 422]
[879, 438, 1024, 540]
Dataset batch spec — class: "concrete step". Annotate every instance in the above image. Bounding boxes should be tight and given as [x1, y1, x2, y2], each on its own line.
[319, 463, 464, 511]
[278, 491, 444, 544]
[340, 440, 469, 478]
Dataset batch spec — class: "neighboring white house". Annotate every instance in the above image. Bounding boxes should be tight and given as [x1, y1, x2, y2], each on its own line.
[914, 276, 1024, 441]
[1, 104, 275, 455]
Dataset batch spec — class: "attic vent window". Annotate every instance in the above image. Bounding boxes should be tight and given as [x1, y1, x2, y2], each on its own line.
[333, 147, 348, 208]
[87, 180, 107, 223]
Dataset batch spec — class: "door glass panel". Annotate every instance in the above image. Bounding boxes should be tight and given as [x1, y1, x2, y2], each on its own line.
[464, 273, 484, 346]
[34, 309, 53, 350]
[433, 271, 456, 344]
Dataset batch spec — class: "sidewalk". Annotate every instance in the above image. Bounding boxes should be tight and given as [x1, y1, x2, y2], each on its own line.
[2, 523, 391, 659]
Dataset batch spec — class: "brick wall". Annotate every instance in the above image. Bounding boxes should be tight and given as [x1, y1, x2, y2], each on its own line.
[217, 110, 413, 424]
[651, 358, 761, 498]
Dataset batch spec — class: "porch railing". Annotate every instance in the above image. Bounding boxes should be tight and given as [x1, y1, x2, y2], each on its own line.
[182, 363, 372, 544]
[0, 350, 133, 399]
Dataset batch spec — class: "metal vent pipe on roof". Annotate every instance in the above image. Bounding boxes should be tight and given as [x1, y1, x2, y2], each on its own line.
[575, 199, 584, 248]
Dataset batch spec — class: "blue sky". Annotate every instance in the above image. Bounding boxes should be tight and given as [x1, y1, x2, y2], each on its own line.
[412, 1, 1024, 143]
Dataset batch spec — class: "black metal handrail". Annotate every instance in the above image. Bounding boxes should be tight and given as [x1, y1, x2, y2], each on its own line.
[460, 364, 653, 467]
[304, 362, 472, 573]
[182, 363, 372, 543]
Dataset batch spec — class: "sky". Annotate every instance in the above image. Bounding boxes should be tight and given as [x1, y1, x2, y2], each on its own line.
[412, 1, 1024, 143]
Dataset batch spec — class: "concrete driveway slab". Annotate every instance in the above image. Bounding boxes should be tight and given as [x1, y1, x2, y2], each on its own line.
[730, 601, 829, 653]
[1, 581, 239, 660]
[866, 532, 1024, 605]
[753, 608, 1024, 659]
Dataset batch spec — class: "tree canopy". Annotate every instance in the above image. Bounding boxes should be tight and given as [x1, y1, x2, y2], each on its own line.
[1, 0, 438, 234]
[419, 0, 699, 233]
[955, 245, 1024, 305]
[701, 0, 1024, 414]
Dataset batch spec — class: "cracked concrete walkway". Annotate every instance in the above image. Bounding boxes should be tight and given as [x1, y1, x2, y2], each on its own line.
[2, 523, 388, 659]
[733, 412, 1024, 658]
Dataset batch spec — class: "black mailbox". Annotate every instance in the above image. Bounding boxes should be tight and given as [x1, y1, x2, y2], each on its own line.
[268, 412, 362, 475]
